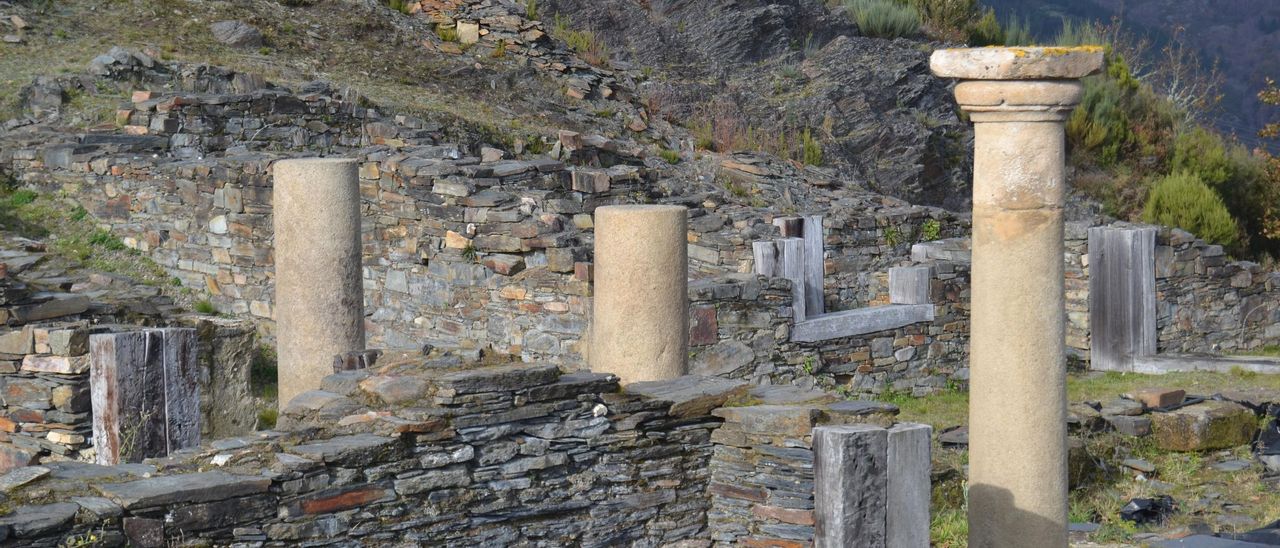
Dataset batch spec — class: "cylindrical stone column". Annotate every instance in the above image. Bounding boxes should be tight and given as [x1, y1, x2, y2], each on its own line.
[273, 158, 365, 407]
[590, 205, 688, 384]
[931, 47, 1103, 548]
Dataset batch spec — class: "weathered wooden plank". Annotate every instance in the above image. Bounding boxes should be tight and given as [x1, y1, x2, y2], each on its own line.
[1087, 227, 1157, 371]
[803, 215, 825, 316]
[752, 241, 778, 278]
[887, 423, 932, 548]
[778, 237, 807, 321]
[160, 329, 200, 455]
[814, 425, 888, 548]
[90, 329, 200, 465]
[773, 217, 803, 238]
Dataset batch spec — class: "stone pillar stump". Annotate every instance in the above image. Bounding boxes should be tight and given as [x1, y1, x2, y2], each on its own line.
[590, 205, 688, 384]
[931, 46, 1103, 548]
[273, 158, 365, 407]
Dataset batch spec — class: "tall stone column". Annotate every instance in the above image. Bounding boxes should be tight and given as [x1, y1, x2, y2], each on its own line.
[931, 47, 1103, 548]
[590, 205, 688, 384]
[273, 158, 365, 407]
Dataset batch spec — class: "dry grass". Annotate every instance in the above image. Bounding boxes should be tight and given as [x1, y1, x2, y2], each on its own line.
[899, 369, 1280, 545]
[0, 0, 561, 140]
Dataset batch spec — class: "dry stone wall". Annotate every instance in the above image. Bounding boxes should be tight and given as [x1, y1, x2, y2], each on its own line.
[0, 359, 735, 546]
[1152, 228, 1280, 354]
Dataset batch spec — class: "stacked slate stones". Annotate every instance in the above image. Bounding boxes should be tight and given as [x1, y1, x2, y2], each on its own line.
[0, 323, 93, 469]
[704, 385, 899, 546]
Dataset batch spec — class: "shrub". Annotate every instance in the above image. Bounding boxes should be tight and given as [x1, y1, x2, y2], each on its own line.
[1000, 15, 1035, 46]
[659, 149, 681, 164]
[194, 300, 218, 315]
[553, 14, 610, 66]
[843, 0, 920, 39]
[386, 0, 412, 14]
[89, 229, 126, 251]
[966, 8, 1002, 46]
[921, 219, 942, 241]
[899, 0, 974, 37]
[435, 24, 459, 42]
[1170, 126, 1235, 187]
[800, 128, 823, 166]
[1143, 172, 1240, 248]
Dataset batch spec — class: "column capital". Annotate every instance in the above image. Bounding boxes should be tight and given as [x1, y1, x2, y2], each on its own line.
[931, 47, 1105, 122]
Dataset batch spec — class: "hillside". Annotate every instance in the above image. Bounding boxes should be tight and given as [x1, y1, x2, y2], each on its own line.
[987, 0, 1280, 149]
[0, 0, 973, 210]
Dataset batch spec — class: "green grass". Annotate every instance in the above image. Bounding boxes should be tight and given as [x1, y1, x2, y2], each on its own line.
[659, 149, 681, 164]
[193, 300, 218, 315]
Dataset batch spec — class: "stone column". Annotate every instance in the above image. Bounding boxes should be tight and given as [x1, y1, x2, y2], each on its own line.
[931, 47, 1103, 548]
[590, 205, 688, 384]
[273, 158, 365, 407]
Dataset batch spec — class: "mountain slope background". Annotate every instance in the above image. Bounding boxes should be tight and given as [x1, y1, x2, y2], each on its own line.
[987, 0, 1280, 150]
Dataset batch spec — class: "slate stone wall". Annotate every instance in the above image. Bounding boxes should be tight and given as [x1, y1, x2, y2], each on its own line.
[0, 361, 731, 546]
[1152, 228, 1280, 354]
[688, 266, 971, 396]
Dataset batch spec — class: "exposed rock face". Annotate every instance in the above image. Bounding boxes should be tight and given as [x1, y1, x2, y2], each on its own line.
[543, 0, 973, 210]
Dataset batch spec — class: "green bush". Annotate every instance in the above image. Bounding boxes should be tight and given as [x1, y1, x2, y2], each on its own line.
[1171, 127, 1235, 187]
[843, 0, 921, 39]
[1143, 172, 1240, 248]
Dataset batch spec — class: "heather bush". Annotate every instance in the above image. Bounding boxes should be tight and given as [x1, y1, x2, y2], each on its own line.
[1143, 172, 1240, 248]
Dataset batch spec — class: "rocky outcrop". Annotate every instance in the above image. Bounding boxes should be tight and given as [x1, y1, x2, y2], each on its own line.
[542, 0, 974, 210]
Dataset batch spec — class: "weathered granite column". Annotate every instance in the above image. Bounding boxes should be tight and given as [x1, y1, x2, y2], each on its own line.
[273, 158, 365, 407]
[931, 47, 1103, 548]
[590, 205, 688, 384]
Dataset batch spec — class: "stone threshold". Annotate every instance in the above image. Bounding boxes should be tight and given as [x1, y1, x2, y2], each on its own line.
[1133, 354, 1280, 375]
[791, 304, 935, 343]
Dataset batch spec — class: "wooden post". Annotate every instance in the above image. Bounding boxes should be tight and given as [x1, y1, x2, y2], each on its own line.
[90, 328, 200, 465]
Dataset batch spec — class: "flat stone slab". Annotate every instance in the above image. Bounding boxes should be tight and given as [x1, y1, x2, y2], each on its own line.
[747, 384, 838, 406]
[95, 471, 271, 509]
[0, 502, 79, 538]
[0, 466, 50, 492]
[930, 46, 1105, 80]
[433, 363, 561, 395]
[1133, 354, 1280, 375]
[822, 400, 901, 429]
[627, 375, 749, 419]
[288, 434, 399, 466]
[792, 305, 934, 343]
[713, 405, 823, 436]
